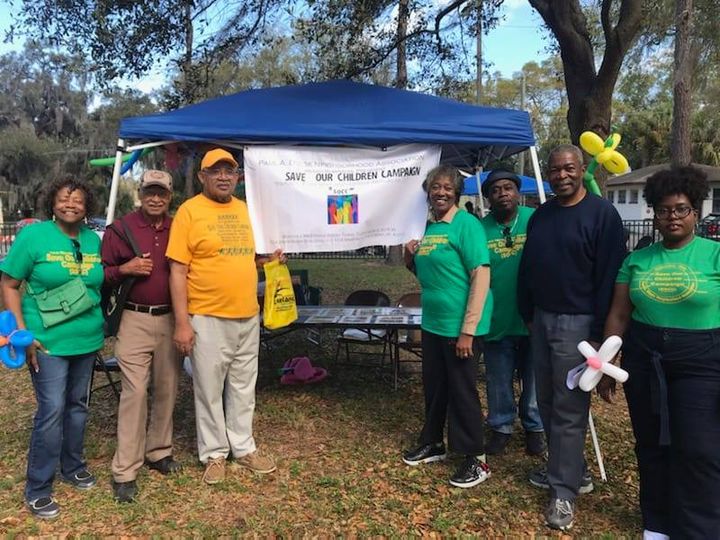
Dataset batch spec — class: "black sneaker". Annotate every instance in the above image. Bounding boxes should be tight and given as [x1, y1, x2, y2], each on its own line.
[545, 497, 575, 530]
[402, 442, 447, 466]
[486, 431, 511, 455]
[449, 456, 491, 488]
[146, 456, 183, 475]
[529, 466, 594, 494]
[525, 431, 546, 456]
[62, 469, 97, 491]
[27, 496, 60, 519]
[112, 480, 138, 503]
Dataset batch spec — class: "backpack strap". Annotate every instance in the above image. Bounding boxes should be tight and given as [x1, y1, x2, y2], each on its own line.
[107, 218, 142, 258]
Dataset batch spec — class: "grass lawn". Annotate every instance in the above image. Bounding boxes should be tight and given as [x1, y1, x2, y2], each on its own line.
[0, 260, 640, 537]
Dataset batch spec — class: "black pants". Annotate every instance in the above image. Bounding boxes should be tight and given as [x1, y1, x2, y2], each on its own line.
[623, 321, 720, 539]
[419, 330, 485, 455]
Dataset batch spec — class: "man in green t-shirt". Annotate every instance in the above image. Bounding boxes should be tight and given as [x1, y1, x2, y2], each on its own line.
[480, 170, 544, 456]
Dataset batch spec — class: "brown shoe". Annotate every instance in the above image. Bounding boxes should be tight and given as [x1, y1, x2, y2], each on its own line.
[202, 457, 226, 485]
[235, 450, 276, 474]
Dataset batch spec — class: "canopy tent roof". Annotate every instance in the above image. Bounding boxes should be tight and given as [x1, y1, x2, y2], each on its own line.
[119, 80, 536, 167]
[464, 172, 552, 196]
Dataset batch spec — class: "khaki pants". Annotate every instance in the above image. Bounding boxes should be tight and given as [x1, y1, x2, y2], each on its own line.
[190, 314, 259, 463]
[112, 310, 180, 482]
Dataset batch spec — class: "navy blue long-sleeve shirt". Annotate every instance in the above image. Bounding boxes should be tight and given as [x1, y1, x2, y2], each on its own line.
[517, 193, 626, 342]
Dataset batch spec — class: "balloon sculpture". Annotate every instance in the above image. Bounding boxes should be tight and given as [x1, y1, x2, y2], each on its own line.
[89, 147, 153, 174]
[579, 131, 630, 196]
[567, 336, 629, 392]
[0, 310, 34, 369]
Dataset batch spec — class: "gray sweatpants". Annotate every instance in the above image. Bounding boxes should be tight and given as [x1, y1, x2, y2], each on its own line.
[531, 308, 593, 501]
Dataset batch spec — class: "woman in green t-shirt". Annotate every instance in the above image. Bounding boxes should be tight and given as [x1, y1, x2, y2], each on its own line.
[0, 176, 104, 520]
[401, 164, 493, 489]
[601, 166, 720, 538]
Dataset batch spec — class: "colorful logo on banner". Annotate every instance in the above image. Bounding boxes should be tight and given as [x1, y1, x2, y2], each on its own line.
[327, 195, 359, 224]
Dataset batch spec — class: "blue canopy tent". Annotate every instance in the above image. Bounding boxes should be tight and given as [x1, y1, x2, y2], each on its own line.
[107, 80, 545, 221]
[464, 172, 552, 196]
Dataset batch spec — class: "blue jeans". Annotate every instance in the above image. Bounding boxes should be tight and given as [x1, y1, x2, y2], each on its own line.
[25, 351, 95, 501]
[484, 336, 543, 434]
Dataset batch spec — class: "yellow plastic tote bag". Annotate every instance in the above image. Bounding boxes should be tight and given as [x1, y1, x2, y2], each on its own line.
[263, 259, 298, 330]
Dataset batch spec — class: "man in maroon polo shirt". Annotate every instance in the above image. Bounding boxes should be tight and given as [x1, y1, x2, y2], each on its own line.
[101, 169, 180, 503]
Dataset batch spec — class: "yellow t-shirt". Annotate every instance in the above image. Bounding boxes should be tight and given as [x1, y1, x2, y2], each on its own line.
[166, 194, 259, 318]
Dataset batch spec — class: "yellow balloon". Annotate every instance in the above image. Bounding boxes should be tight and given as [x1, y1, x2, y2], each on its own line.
[603, 152, 630, 174]
[596, 149, 615, 164]
[608, 133, 621, 150]
[580, 131, 605, 156]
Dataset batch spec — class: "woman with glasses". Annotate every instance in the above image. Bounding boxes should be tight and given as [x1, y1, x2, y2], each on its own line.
[0, 175, 104, 519]
[402, 164, 493, 488]
[601, 166, 720, 539]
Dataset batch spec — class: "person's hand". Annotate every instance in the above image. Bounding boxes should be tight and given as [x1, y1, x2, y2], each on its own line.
[456, 333, 474, 359]
[597, 374, 617, 403]
[120, 253, 153, 277]
[27, 339, 47, 373]
[404, 240, 419, 266]
[272, 249, 288, 264]
[173, 320, 195, 356]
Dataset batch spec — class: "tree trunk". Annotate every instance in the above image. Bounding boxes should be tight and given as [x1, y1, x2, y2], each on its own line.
[671, 0, 693, 167]
[387, 0, 410, 266]
[396, 0, 408, 90]
[182, 0, 196, 200]
[529, 0, 643, 144]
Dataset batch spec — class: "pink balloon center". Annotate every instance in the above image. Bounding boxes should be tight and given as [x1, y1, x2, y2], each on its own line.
[587, 356, 602, 370]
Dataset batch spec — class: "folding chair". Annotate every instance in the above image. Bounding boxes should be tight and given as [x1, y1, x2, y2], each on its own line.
[92, 353, 121, 401]
[334, 289, 391, 365]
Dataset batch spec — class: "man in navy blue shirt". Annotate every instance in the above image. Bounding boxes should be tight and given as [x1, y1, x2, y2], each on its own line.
[518, 144, 625, 531]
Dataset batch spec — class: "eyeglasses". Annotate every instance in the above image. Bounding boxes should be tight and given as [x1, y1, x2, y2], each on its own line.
[502, 227, 514, 248]
[201, 167, 242, 179]
[71, 239, 82, 264]
[654, 206, 693, 219]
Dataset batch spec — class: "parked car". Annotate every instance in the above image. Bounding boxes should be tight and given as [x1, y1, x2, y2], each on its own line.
[87, 217, 107, 232]
[699, 213, 720, 240]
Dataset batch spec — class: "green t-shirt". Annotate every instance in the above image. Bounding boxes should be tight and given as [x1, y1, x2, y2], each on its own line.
[0, 221, 104, 355]
[415, 209, 493, 337]
[481, 206, 534, 341]
[616, 236, 720, 330]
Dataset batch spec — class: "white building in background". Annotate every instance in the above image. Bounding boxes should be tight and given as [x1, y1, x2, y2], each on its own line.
[606, 163, 720, 221]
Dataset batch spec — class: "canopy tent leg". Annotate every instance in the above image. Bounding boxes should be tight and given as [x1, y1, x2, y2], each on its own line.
[474, 168, 485, 216]
[529, 146, 546, 203]
[105, 138, 126, 225]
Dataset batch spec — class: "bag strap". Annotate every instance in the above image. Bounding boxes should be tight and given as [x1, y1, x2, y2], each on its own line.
[108, 217, 142, 258]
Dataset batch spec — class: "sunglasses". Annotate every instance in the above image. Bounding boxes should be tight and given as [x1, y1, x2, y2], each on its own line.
[71, 239, 83, 264]
[502, 227, 514, 248]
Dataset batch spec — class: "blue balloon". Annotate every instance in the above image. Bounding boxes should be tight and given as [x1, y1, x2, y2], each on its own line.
[0, 310, 34, 370]
[119, 148, 143, 175]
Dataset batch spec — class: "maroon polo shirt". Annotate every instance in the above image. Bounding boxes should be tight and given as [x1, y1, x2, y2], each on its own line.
[101, 210, 172, 306]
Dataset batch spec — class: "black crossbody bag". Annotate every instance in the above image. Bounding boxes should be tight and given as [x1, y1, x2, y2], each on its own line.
[101, 219, 142, 337]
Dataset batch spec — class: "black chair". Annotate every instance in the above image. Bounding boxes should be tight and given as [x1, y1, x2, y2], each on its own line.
[92, 353, 121, 401]
[334, 289, 391, 365]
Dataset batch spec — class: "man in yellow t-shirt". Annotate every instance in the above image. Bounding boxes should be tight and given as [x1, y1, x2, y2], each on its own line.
[167, 148, 285, 485]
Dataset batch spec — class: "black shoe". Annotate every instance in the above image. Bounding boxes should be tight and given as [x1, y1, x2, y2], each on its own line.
[26, 496, 60, 519]
[146, 456, 183, 475]
[402, 442, 447, 466]
[112, 480, 138, 503]
[61, 469, 97, 490]
[529, 466, 594, 494]
[525, 431, 546, 456]
[486, 431, 511, 455]
[449, 456, 491, 488]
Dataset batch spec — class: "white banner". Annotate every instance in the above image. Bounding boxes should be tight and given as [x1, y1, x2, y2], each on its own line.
[244, 144, 441, 253]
